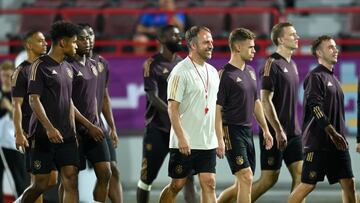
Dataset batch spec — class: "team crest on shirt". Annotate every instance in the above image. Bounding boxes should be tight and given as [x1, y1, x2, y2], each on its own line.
[97, 62, 104, 73]
[267, 157, 275, 166]
[34, 160, 41, 170]
[77, 71, 83, 77]
[145, 144, 152, 151]
[236, 77, 242, 82]
[236, 156, 244, 165]
[175, 165, 183, 174]
[308, 171, 317, 180]
[66, 68, 73, 78]
[249, 70, 256, 80]
[91, 65, 98, 76]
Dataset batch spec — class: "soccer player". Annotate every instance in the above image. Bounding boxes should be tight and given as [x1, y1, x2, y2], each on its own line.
[216, 28, 273, 203]
[252, 22, 303, 202]
[137, 25, 196, 203]
[17, 21, 81, 203]
[66, 24, 112, 203]
[288, 35, 356, 203]
[159, 26, 225, 203]
[12, 31, 58, 203]
[83, 23, 124, 203]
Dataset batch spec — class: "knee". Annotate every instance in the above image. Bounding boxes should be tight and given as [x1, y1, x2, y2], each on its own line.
[169, 179, 187, 194]
[110, 163, 120, 180]
[237, 169, 253, 186]
[96, 165, 112, 183]
[61, 171, 78, 190]
[200, 175, 216, 192]
[341, 178, 356, 193]
[260, 171, 279, 188]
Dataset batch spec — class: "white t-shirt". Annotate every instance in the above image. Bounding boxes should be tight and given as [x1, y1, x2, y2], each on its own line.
[167, 56, 219, 150]
[0, 113, 16, 150]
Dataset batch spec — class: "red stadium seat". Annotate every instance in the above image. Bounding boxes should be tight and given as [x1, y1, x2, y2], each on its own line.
[101, 9, 140, 39]
[61, 8, 99, 29]
[345, 13, 360, 37]
[75, 0, 108, 8]
[186, 12, 227, 38]
[229, 12, 271, 38]
[18, 9, 56, 35]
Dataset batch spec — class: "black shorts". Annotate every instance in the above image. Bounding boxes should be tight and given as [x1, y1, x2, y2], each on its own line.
[140, 126, 170, 184]
[30, 136, 79, 174]
[223, 125, 255, 174]
[78, 131, 111, 170]
[301, 150, 353, 185]
[168, 149, 216, 179]
[259, 132, 303, 170]
[105, 133, 117, 162]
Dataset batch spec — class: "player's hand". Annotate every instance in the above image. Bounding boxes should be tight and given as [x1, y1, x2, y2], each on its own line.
[275, 130, 287, 151]
[356, 143, 360, 153]
[46, 127, 63, 143]
[88, 125, 104, 142]
[15, 131, 29, 153]
[216, 138, 225, 159]
[325, 125, 348, 151]
[109, 128, 119, 148]
[178, 136, 191, 156]
[263, 130, 274, 150]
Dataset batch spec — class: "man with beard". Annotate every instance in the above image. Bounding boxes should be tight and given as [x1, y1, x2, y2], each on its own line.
[137, 25, 197, 203]
[159, 26, 225, 203]
[66, 24, 112, 203]
[288, 35, 356, 203]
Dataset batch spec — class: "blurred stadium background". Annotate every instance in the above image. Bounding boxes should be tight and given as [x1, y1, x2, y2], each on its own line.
[2, 0, 360, 202]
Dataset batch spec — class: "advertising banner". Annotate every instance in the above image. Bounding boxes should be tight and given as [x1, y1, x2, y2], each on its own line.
[108, 56, 358, 135]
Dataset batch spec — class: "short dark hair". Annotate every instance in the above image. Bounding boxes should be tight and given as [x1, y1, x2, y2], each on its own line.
[50, 21, 80, 44]
[311, 35, 333, 58]
[157, 24, 178, 39]
[22, 30, 41, 49]
[271, 22, 293, 46]
[185, 26, 211, 49]
[22, 30, 40, 43]
[229, 28, 256, 51]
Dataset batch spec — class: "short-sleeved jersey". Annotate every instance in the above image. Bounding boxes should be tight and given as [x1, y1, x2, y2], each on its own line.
[11, 61, 32, 134]
[91, 53, 110, 132]
[260, 53, 301, 137]
[302, 65, 345, 152]
[28, 55, 75, 139]
[217, 63, 258, 126]
[67, 57, 99, 133]
[167, 57, 219, 150]
[144, 53, 182, 132]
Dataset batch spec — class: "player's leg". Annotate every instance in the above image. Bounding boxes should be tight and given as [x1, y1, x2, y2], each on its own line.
[137, 127, 169, 203]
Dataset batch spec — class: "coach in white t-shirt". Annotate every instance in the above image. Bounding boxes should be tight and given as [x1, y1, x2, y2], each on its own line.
[159, 26, 225, 203]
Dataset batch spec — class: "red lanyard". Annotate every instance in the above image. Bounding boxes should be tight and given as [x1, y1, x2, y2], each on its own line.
[189, 56, 209, 114]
